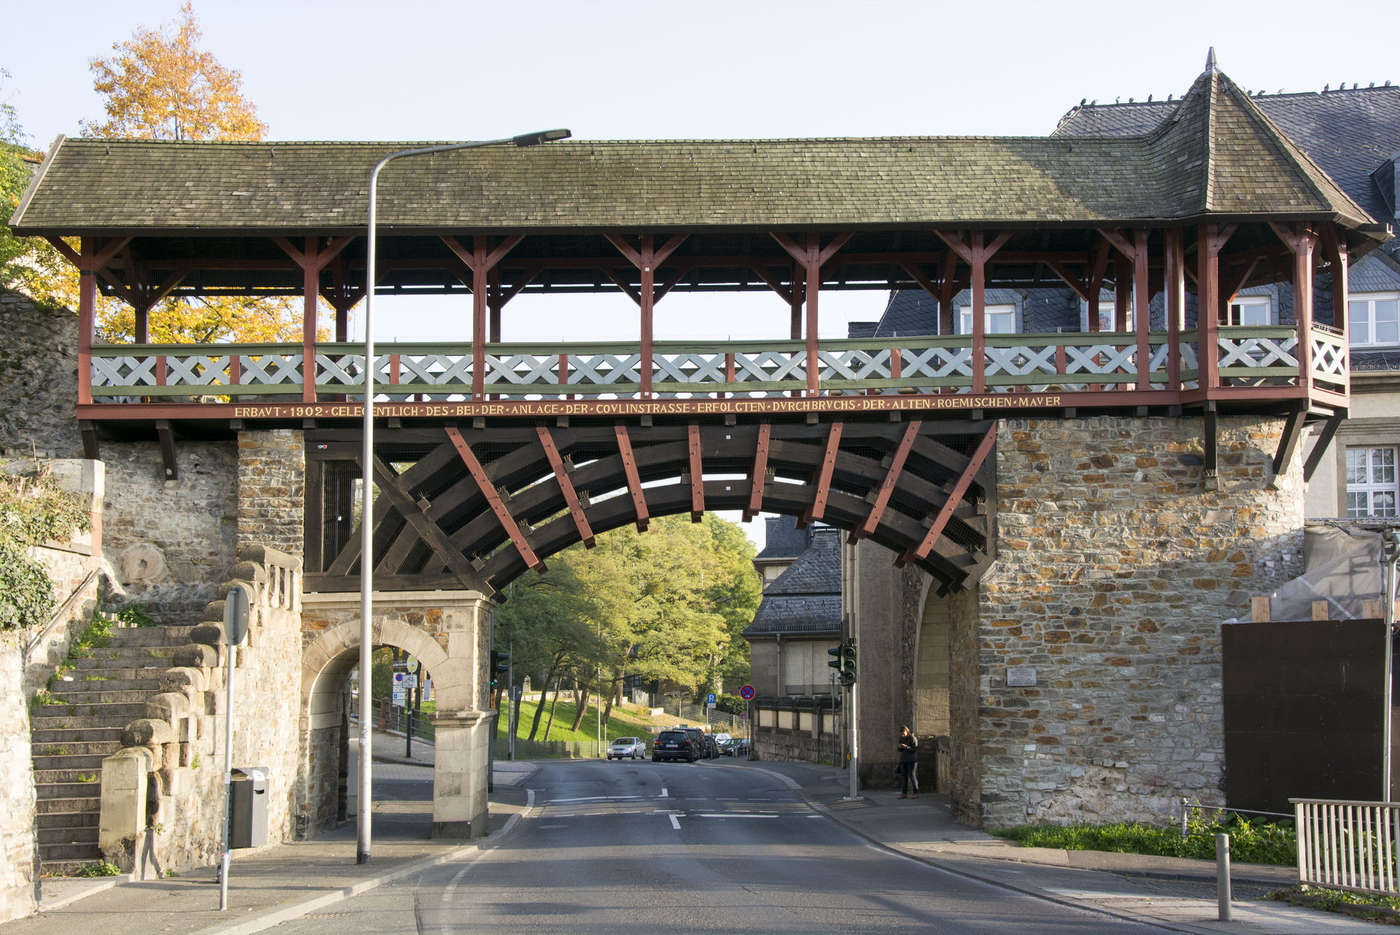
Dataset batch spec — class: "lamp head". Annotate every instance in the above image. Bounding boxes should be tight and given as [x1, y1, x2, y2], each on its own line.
[513, 128, 572, 147]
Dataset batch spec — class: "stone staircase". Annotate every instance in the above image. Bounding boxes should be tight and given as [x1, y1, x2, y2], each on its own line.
[30, 623, 193, 875]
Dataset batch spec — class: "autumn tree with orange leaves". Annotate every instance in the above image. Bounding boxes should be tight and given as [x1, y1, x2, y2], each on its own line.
[25, 4, 325, 343]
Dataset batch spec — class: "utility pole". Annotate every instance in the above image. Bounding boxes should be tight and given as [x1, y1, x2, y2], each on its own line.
[507, 638, 515, 761]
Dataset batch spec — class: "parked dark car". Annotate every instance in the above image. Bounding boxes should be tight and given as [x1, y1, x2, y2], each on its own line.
[702, 733, 719, 758]
[678, 726, 717, 760]
[652, 729, 699, 762]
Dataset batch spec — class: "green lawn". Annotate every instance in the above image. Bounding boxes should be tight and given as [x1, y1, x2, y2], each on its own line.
[494, 696, 668, 745]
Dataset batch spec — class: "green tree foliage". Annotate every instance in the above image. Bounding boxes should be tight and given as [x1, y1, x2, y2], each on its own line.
[0, 467, 90, 629]
[494, 514, 760, 716]
[0, 68, 62, 296]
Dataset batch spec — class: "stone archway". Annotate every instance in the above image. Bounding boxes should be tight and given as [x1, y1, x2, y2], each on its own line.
[298, 591, 493, 839]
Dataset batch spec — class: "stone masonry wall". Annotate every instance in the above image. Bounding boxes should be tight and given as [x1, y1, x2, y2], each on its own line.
[237, 430, 305, 560]
[0, 635, 37, 923]
[971, 415, 1303, 828]
[102, 442, 238, 627]
[0, 290, 81, 459]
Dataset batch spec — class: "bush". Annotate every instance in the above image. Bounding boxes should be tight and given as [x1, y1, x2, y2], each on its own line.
[0, 467, 89, 630]
[993, 812, 1296, 866]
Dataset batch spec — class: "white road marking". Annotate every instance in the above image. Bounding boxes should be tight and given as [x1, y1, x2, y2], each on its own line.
[696, 812, 779, 819]
[547, 794, 646, 804]
[660, 787, 668, 798]
[526, 789, 536, 808]
[669, 813, 682, 830]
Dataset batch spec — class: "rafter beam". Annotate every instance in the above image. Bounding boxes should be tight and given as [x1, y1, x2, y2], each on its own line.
[444, 427, 543, 574]
[1270, 404, 1308, 487]
[688, 423, 704, 522]
[372, 451, 493, 590]
[1304, 412, 1343, 482]
[802, 421, 843, 525]
[537, 426, 594, 547]
[744, 422, 771, 522]
[902, 424, 997, 565]
[852, 419, 921, 543]
[614, 425, 649, 531]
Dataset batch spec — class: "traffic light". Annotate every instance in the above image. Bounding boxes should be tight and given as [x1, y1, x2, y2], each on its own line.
[841, 637, 857, 687]
[827, 642, 846, 676]
[490, 650, 510, 693]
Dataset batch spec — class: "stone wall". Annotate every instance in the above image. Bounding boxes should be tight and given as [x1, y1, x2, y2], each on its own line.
[237, 430, 305, 560]
[0, 290, 81, 460]
[965, 414, 1304, 827]
[0, 634, 37, 923]
[104, 550, 305, 874]
[101, 442, 238, 627]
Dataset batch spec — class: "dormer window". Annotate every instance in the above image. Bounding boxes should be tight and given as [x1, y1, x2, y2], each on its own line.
[1228, 295, 1274, 327]
[958, 304, 1017, 335]
[1348, 293, 1399, 348]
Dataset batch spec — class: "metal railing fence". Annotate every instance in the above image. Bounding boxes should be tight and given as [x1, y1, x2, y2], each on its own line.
[1293, 798, 1400, 896]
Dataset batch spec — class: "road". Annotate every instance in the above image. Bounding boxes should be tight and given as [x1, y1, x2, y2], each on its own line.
[273, 758, 1167, 934]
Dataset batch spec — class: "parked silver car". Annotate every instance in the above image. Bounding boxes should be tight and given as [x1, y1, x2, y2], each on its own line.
[607, 736, 647, 760]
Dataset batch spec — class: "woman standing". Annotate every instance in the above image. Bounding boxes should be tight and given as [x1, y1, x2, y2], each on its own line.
[897, 725, 918, 798]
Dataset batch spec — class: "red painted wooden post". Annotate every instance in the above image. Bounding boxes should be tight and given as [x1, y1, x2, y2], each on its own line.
[135, 305, 149, 345]
[229, 355, 242, 389]
[789, 264, 803, 340]
[488, 267, 503, 343]
[558, 353, 571, 400]
[1324, 224, 1349, 344]
[302, 238, 318, 403]
[1198, 225, 1222, 391]
[472, 236, 489, 399]
[805, 234, 821, 396]
[722, 351, 735, 399]
[970, 231, 986, 395]
[1165, 229, 1183, 390]
[938, 251, 957, 336]
[1115, 259, 1131, 332]
[155, 356, 167, 388]
[77, 238, 95, 406]
[1292, 229, 1316, 392]
[1134, 229, 1151, 391]
[640, 235, 655, 399]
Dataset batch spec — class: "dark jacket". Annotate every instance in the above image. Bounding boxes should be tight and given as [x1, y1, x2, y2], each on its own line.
[898, 732, 918, 765]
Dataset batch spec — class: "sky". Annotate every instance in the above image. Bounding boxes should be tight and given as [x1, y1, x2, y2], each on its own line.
[3, 0, 1396, 547]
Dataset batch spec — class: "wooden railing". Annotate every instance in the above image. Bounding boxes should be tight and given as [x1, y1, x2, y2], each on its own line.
[86, 326, 1341, 404]
[1294, 798, 1400, 896]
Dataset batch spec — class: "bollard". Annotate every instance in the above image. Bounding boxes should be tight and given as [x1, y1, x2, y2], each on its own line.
[1215, 833, 1232, 922]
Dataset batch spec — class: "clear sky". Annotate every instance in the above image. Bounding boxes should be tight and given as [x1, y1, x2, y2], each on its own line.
[3, 0, 1395, 547]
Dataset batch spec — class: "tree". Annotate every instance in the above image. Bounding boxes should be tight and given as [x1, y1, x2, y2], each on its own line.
[82, 3, 266, 142]
[0, 69, 65, 297]
[18, 4, 317, 342]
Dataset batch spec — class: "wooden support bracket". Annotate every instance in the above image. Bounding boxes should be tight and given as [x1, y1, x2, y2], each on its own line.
[852, 419, 921, 543]
[442, 428, 542, 577]
[688, 423, 704, 522]
[614, 425, 649, 532]
[803, 422, 843, 525]
[1203, 402, 1219, 491]
[155, 420, 177, 480]
[901, 423, 997, 565]
[1269, 404, 1308, 487]
[744, 423, 772, 522]
[1303, 413, 1344, 483]
[373, 449, 496, 590]
[537, 426, 594, 548]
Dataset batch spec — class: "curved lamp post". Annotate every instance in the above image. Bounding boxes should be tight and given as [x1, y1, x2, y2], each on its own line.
[358, 129, 570, 864]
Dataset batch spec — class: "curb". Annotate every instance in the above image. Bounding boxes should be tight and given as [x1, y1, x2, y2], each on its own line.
[197, 806, 529, 935]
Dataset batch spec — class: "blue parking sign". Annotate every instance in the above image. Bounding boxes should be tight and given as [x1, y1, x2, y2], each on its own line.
[706, 692, 716, 705]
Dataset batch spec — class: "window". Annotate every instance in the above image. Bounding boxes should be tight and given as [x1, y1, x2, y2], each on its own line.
[1228, 295, 1274, 327]
[958, 303, 1017, 335]
[1080, 294, 1123, 332]
[1346, 447, 1398, 518]
[1349, 293, 1400, 348]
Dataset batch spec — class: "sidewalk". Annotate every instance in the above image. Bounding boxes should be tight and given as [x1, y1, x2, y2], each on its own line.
[714, 757, 1395, 934]
[9, 753, 1395, 934]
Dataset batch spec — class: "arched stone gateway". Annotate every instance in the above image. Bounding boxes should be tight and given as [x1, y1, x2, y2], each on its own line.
[299, 591, 492, 839]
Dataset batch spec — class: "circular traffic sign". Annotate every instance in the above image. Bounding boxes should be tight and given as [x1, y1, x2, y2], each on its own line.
[739, 684, 755, 701]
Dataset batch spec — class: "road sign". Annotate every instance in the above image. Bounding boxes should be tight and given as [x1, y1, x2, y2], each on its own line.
[706, 692, 716, 706]
[739, 684, 755, 701]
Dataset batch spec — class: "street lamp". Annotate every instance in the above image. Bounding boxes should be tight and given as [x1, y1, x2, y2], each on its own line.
[357, 128, 570, 865]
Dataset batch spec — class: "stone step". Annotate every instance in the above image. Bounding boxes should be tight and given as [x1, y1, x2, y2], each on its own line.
[32, 754, 108, 772]
[36, 796, 99, 814]
[40, 858, 111, 878]
[43, 689, 160, 705]
[39, 841, 103, 862]
[32, 702, 147, 720]
[36, 811, 101, 831]
[47, 676, 164, 693]
[64, 663, 169, 679]
[37, 780, 104, 799]
[32, 726, 125, 744]
[76, 645, 181, 664]
[37, 824, 98, 847]
[35, 767, 105, 784]
[31, 740, 123, 758]
[105, 626, 196, 646]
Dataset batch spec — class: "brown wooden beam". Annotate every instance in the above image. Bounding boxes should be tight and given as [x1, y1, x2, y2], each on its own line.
[687, 423, 705, 521]
[1270, 403, 1308, 486]
[614, 424, 649, 531]
[155, 420, 177, 480]
[744, 422, 771, 522]
[851, 418, 921, 543]
[903, 423, 997, 564]
[371, 451, 492, 590]
[443, 427, 542, 574]
[1303, 412, 1343, 482]
[537, 426, 595, 547]
[803, 421, 843, 524]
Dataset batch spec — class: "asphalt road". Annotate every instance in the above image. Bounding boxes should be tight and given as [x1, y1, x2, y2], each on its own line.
[273, 759, 1170, 934]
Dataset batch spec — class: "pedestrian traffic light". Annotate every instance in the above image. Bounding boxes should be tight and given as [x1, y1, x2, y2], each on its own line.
[841, 637, 857, 687]
[490, 650, 510, 692]
[827, 643, 846, 675]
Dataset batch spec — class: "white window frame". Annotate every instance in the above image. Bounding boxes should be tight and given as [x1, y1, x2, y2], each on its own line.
[1228, 295, 1274, 327]
[958, 303, 1017, 335]
[1348, 292, 1400, 348]
[1346, 446, 1399, 518]
[1079, 295, 1120, 332]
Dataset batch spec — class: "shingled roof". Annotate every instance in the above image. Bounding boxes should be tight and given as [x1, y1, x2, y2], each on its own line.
[10, 64, 1379, 238]
[1056, 79, 1400, 225]
[742, 526, 841, 638]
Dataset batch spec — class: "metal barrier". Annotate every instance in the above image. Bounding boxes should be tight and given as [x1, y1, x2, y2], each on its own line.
[1293, 798, 1400, 896]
